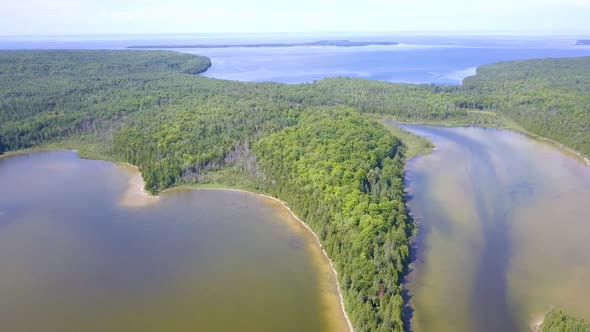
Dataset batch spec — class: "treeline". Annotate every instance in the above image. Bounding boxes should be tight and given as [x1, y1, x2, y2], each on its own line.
[541, 309, 590, 332]
[255, 108, 411, 330]
[0, 50, 211, 151]
[457, 57, 590, 156]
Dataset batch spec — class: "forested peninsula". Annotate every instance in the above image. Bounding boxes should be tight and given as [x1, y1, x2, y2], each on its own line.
[1, 50, 590, 331]
[128, 40, 399, 49]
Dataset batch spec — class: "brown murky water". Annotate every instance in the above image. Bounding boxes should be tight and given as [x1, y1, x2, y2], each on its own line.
[0, 151, 349, 332]
[399, 124, 590, 332]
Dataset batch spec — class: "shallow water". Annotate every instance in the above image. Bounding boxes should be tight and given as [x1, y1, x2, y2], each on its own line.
[399, 124, 590, 332]
[0, 151, 348, 332]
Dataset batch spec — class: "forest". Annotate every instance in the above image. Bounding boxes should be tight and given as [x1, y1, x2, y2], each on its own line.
[456, 57, 590, 155]
[1, 50, 590, 331]
[255, 108, 410, 330]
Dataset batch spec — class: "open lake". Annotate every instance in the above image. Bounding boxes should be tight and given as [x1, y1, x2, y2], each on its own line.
[2, 34, 590, 84]
[398, 124, 590, 332]
[0, 151, 349, 332]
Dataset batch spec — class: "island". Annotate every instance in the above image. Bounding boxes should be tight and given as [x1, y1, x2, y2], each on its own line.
[127, 39, 399, 49]
[576, 39, 590, 45]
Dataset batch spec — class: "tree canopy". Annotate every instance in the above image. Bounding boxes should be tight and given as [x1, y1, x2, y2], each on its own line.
[541, 309, 590, 332]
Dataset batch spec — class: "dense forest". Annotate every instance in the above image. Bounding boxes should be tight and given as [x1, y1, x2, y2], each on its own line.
[256, 109, 410, 330]
[0, 50, 208, 153]
[541, 309, 590, 332]
[457, 57, 590, 155]
[2, 50, 590, 330]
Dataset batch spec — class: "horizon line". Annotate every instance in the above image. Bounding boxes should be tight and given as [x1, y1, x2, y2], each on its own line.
[1, 30, 590, 38]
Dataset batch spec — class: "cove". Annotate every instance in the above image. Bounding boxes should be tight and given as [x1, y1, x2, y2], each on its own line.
[0, 151, 349, 332]
[398, 124, 590, 332]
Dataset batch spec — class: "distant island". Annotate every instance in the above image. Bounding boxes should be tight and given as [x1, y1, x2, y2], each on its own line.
[127, 40, 399, 49]
[576, 40, 590, 45]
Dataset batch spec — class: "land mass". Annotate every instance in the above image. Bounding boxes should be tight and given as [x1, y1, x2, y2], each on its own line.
[1, 50, 590, 331]
[576, 39, 590, 45]
[540, 309, 590, 332]
[127, 39, 399, 49]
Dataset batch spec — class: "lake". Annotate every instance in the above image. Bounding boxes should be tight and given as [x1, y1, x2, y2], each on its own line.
[0, 151, 349, 332]
[194, 37, 590, 84]
[2, 34, 590, 84]
[398, 124, 590, 332]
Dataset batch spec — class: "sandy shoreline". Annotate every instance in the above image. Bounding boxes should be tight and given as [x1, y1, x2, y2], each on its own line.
[204, 188, 355, 332]
[118, 162, 159, 207]
[124, 175, 354, 331]
[0, 148, 353, 330]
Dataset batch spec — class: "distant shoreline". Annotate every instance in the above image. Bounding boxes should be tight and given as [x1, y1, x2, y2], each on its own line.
[127, 39, 398, 49]
[576, 40, 590, 45]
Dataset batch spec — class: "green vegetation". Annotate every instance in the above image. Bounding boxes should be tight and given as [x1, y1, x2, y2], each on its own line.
[457, 57, 590, 156]
[2, 50, 590, 331]
[0, 50, 210, 155]
[541, 309, 590, 332]
[256, 109, 411, 330]
[376, 118, 434, 159]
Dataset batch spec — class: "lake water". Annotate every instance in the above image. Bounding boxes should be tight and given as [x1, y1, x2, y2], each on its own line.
[2, 34, 590, 84]
[0, 151, 349, 332]
[397, 124, 590, 332]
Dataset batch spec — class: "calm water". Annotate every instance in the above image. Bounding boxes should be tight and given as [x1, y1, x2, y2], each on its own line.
[0, 151, 348, 332]
[398, 124, 590, 332]
[2, 34, 590, 84]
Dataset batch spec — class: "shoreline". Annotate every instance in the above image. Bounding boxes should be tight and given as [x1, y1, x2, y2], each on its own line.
[124, 174, 357, 330]
[385, 119, 590, 167]
[118, 162, 159, 207]
[0, 148, 79, 160]
[0, 148, 353, 330]
[159, 186, 355, 332]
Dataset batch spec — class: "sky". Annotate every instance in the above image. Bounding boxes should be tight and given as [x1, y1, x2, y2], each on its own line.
[1, 0, 589, 35]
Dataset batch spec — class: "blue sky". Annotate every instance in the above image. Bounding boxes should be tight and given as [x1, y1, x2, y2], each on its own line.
[2, 0, 589, 35]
